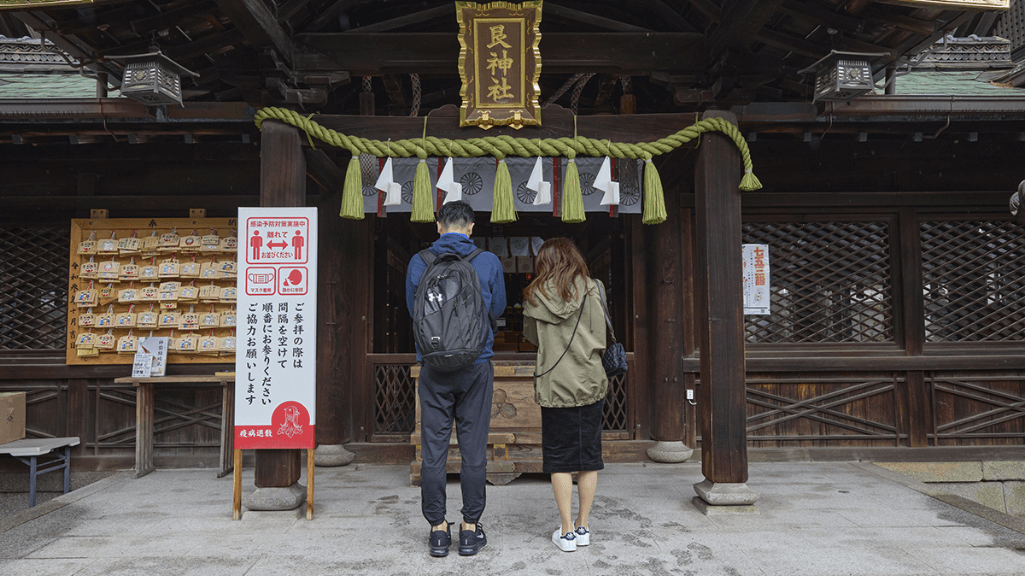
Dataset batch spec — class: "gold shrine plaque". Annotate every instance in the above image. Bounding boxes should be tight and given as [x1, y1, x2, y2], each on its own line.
[457, 1, 542, 130]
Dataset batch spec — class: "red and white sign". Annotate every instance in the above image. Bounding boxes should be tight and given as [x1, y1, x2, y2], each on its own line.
[245, 216, 309, 265]
[235, 207, 317, 449]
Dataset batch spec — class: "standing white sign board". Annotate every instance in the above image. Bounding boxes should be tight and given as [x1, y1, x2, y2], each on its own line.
[234, 207, 317, 450]
[743, 244, 771, 315]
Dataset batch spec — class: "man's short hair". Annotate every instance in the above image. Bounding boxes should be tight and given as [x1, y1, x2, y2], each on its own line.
[437, 200, 475, 230]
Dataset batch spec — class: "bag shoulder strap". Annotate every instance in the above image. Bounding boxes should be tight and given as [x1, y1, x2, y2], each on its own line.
[463, 247, 485, 262]
[595, 280, 617, 344]
[533, 292, 587, 378]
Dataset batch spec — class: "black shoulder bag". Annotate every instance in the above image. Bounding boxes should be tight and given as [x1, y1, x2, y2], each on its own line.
[596, 281, 628, 378]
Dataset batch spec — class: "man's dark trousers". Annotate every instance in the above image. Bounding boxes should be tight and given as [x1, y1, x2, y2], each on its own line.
[418, 361, 494, 526]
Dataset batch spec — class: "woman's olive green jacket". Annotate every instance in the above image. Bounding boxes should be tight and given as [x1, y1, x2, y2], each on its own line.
[522, 276, 608, 408]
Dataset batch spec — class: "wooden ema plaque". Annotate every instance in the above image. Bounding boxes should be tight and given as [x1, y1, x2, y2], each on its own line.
[66, 217, 239, 365]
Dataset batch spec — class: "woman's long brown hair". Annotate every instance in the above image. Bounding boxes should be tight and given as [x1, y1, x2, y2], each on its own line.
[523, 237, 590, 307]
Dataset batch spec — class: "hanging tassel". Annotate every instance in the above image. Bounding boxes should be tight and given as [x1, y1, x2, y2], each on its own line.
[338, 155, 365, 220]
[410, 159, 435, 223]
[491, 159, 518, 223]
[642, 159, 667, 225]
[739, 168, 763, 191]
[561, 158, 585, 224]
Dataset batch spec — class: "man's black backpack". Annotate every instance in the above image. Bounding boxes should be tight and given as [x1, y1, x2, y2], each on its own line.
[413, 248, 491, 372]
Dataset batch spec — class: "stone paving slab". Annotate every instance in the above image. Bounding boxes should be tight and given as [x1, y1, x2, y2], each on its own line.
[3, 461, 1025, 576]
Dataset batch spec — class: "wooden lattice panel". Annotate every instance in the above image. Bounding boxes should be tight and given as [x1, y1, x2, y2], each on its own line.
[374, 363, 417, 435]
[373, 362, 630, 437]
[921, 220, 1025, 342]
[745, 376, 902, 447]
[0, 226, 69, 350]
[66, 218, 238, 365]
[743, 221, 893, 343]
[930, 375, 1025, 445]
[603, 371, 629, 432]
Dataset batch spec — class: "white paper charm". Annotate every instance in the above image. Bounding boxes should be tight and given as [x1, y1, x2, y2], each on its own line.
[436, 158, 464, 204]
[527, 157, 551, 206]
[375, 157, 403, 206]
[599, 181, 620, 206]
[594, 156, 620, 206]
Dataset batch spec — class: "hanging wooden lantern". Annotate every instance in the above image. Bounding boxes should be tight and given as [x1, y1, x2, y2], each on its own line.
[799, 51, 888, 103]
[112, 51, 198, 107]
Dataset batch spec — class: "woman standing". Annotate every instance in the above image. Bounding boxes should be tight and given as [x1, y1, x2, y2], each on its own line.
[522, 238, 609, 552]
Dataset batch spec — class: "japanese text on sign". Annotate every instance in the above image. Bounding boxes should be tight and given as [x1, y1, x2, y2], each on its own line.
[235, 207, 317, 449]
[743, 244, 771, 316]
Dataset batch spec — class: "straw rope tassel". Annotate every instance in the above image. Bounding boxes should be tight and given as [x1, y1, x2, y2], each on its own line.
[491, 159, 517, 223]
[562, 157, 585, 223]
[642, 159, 666, 225]
[339, 155, 365, 220]
[410, 160, 435, 222]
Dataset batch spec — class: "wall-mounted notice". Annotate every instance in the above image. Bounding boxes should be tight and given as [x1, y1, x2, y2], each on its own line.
[743, 244, 771, 315]
[234, 207, 317, 449]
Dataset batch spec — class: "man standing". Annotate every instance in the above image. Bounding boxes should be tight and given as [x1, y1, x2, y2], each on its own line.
[405, 200, 506, 557]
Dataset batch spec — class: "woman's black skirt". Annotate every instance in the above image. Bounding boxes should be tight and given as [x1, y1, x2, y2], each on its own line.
[541, 399, 605, 474]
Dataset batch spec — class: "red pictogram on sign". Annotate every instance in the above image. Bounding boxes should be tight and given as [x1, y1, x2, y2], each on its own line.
[245, 217, 309, 265]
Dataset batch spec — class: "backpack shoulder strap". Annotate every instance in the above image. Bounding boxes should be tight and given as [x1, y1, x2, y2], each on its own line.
[419, 249, 436, 266]
[463, 247, 485, 262]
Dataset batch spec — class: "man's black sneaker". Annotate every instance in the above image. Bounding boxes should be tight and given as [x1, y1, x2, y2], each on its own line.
[458, 523, 487, 556]
[429, 523, 451, 557]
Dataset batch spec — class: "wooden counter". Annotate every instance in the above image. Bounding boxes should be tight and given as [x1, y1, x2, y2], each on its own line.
[410, 361, 542, 486]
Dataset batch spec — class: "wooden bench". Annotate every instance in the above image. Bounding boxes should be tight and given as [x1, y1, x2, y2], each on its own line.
[410, 362, 544, 486]
[113, 375, 235, 478]
[0, 437, 80, 507]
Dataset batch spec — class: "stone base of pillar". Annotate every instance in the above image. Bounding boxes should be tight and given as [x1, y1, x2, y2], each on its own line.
[646, 441, 694, 463]
[314, 443, 355, 467]
[692, 479, 759, 515]
[243, 483, 306, 511]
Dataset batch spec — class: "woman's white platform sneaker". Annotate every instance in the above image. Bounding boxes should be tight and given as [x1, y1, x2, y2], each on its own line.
[552, 528, 577, 552]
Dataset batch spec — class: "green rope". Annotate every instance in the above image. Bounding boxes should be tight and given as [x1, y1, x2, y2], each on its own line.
[255, 107, 762, 223]
[255, 107, 758, 178]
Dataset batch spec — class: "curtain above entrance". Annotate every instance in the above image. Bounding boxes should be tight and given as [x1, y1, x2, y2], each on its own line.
[359, 156, 643, 215]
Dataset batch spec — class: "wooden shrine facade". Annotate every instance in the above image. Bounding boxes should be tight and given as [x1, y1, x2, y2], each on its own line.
[2, 98, 1025, 472]
[2, 1, 1025, 472]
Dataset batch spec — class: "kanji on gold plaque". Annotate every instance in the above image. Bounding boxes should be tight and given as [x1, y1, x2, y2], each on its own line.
[457, 1, 542, 130]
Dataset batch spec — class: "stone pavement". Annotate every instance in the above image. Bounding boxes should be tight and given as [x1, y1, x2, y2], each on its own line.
[2, 461, 1025, 576]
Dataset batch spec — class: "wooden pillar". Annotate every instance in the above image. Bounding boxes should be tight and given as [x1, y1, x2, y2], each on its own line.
[255, 119, 305, 489]
[693, 110, 749, 487]
[896, 207, 930, 447]
[314, 169, 372, 448]
[649, 189, 686, 442]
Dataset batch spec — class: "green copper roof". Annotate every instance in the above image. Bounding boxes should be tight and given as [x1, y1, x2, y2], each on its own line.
[0, 73, 113, 99]
[894, 70, 1020, 96]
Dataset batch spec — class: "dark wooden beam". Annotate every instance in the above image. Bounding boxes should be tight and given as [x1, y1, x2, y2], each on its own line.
[216, 0, 296, 66]
[297, 32, 705, 76]
[687, 0, 722, 23]
[277, 0, 313, 22]
[860, 7, 937, 36]
[779, 0, 864, 35]
[347, 3, 454, 32]
[311, 104, 703, 144]
[754, 28, 826, 60]
[544, 2, 652, 32]
[129, 0, 218, 38]
[708, 0, 787, 59]
[694, 109, 748, 485]
[642, 0, 698, 33]
[305, 0, 362, 32]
